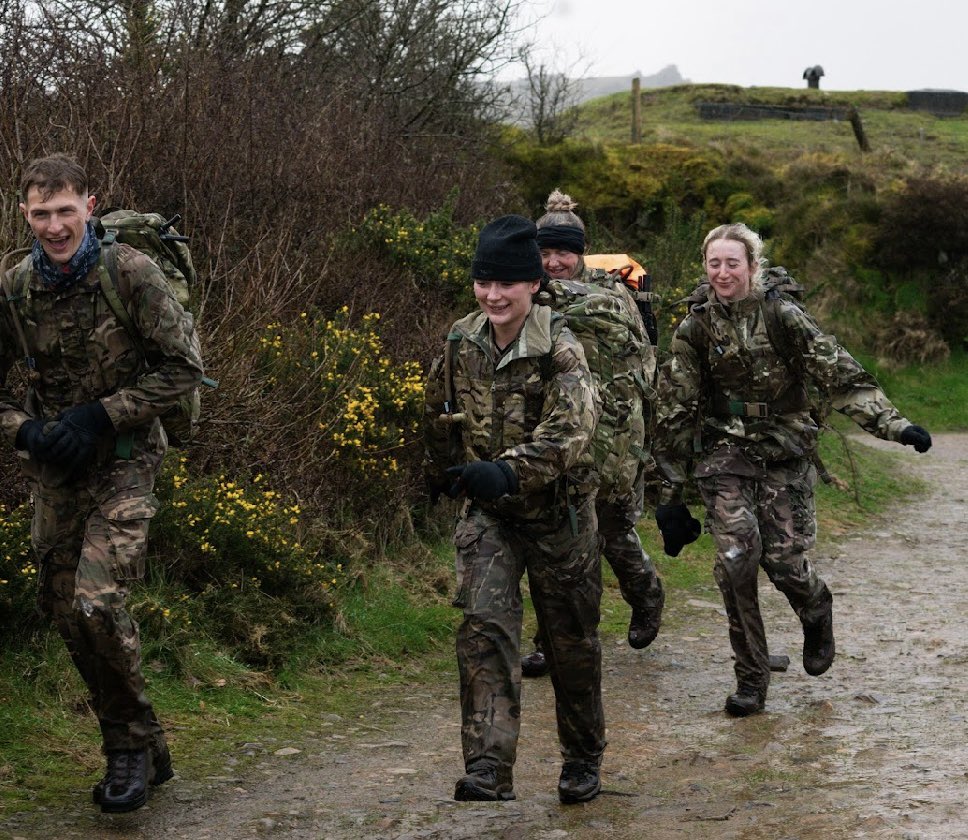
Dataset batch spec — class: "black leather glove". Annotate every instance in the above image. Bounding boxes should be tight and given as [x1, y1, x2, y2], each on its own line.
[45, 401, 113, 472]
[426, 474, 450, 505]
[15, 419, 55, 462]
[655, 503, 702, 557]
[899, 424, 932, 453]
[445, 460, 518, 501]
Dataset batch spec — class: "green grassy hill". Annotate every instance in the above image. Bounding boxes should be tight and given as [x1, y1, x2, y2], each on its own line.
[572, 84, 968, 172]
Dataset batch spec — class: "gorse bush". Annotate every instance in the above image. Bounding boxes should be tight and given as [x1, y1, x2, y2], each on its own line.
[255, 306, 425, 500]
[0, 502, 34, 634]
[352, 202, 478, 306]
[152, 456, 335, 596]
[146, 456, 348, 668]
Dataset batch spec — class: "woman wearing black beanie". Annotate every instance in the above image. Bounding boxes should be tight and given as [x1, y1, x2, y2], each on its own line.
[424, 213, 606, 805]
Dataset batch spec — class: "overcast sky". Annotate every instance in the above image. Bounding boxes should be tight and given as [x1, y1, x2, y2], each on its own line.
[506, 0, 968, 93]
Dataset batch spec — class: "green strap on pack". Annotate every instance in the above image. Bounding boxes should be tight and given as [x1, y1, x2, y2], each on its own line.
[95, 252, 141, 459]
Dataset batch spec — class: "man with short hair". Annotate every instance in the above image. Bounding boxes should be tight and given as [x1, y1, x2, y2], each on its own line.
[0, 153, 204, 812]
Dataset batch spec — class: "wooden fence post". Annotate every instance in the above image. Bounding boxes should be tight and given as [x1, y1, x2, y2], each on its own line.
[631, 77, 642, 144]
[848, 106, 871, 152]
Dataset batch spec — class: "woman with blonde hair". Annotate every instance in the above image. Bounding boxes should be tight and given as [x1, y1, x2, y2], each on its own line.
[654, 222, 933, 716]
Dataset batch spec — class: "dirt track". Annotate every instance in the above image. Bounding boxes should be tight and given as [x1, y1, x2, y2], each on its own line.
[2, 434, 967, 840]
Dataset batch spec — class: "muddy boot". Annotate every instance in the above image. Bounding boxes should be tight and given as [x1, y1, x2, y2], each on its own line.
[724, 686, 766, 717]
[93, 741, 173, 805]
[454, 766, 515, 801]
[521, 649, 549, 678]
[627, 579, 665, 650]
[99, 749, 150, 813]
[802, 606, 835, 676]
[558, 759, 601, 804]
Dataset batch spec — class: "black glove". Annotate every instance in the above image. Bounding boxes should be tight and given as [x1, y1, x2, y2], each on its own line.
[45, 401, 113, 472]
[15, 419, 55, 462]
[899, 424, 932, 453]
[445, 460, 518, 501]
[655, 503, 702, 557]
[426, 474, 450, 505]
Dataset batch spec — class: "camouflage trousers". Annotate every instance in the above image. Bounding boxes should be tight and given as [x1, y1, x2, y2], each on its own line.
[697, 457, 832, 697]
[29, 443, 167, 753]
[597, 480, 663, 613]
[530, 481, 661, 651]
[453, 496, 606, 780]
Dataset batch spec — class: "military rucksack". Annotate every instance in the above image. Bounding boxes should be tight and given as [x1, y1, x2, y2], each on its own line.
[96, 210, 196, 308]
[2, 210, 216, 449]
[539, 277, 654, 497]
[584, 254, 660, 346]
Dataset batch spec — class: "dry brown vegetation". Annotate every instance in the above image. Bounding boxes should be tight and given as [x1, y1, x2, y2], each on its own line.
[0, 0, 530, 520]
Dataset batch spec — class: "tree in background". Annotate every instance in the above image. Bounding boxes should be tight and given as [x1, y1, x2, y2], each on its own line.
[519, 48, 585, 145]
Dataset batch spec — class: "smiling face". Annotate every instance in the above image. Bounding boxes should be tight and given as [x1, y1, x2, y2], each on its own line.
[20, 185, 96, 265]
[704, 239, 754, 303]
[540, 247, 581, 280]
[474, 279, 540, 345]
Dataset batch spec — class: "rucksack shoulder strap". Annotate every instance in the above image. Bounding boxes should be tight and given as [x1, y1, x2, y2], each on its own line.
[2, 250, 38, 377]
[760, 292, 804, 381]
[442, 331, 463, 417]
[98, 244, 145, 353]
[2, 249, 33, 304]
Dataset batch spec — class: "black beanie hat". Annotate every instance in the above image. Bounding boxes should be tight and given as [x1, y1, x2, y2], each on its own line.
[535, 223, 585, 254]
[471, 214, 543, 282]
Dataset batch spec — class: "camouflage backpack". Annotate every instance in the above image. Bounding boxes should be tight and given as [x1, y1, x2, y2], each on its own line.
[95, 210, 217, 447]
[537, 276, 655, 498]
[3, 210, 216, 450]
[584, 254, 660, 346]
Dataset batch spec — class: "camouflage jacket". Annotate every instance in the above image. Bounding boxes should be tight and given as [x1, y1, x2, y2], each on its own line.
[654, 284, 913, 502]
[0, 245, 204, 456]
[424, 303, 600, 520]
[538, 269, 656, 500]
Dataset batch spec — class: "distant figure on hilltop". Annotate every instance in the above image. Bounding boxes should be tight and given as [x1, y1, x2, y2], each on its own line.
[803, 65, 825, 89]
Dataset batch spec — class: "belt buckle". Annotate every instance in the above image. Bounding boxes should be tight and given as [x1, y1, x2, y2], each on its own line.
[746, 402, 770, 418]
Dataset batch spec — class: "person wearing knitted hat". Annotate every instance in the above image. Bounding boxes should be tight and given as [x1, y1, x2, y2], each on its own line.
[424, 214, 607, 804]
[519, 189, 665, 680]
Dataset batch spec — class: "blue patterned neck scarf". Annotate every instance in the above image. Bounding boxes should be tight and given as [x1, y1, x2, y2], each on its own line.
[32, 222, 101, 292]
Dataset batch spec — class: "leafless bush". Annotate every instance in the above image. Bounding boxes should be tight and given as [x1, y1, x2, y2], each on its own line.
[0, 0, 524, 531]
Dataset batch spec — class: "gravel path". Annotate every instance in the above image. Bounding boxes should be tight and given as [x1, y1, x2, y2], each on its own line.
[3, 434, 966, 840]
